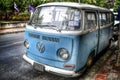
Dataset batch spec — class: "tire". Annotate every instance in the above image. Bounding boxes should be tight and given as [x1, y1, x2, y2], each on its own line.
[109, 39, 112, 48]
[86, 53, 94, 68]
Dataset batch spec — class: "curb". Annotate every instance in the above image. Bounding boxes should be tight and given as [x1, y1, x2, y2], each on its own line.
[0, 28, 25, 35]
[0, 30, 25, 35]
[0, 21, 27, 35]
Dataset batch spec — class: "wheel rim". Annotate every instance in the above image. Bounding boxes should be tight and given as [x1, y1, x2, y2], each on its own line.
[86, 55, 93, 67]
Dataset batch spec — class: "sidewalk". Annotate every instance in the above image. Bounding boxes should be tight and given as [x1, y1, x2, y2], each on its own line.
[94, 51, 120, 80]
[0, 27, 25, 35]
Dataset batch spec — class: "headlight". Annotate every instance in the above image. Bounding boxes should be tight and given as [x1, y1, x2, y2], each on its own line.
[24, 40, 29, 49]
[58, 48, 69, 60]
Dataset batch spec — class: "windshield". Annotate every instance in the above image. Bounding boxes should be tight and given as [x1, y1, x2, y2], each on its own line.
[29, 6, 81, 31]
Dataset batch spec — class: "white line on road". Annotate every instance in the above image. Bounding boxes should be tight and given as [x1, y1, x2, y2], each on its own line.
[0, 41, 24, 48]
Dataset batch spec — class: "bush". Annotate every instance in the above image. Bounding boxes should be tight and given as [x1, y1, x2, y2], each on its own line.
[12, 12, 30, 21]
[0, 10, 13, 20]
[18, 12, 29, 16]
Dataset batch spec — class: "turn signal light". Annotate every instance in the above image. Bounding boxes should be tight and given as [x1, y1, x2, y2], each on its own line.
[64, 64, 75, 69]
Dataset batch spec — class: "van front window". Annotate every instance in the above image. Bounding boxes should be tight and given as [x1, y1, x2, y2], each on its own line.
[30, 6, 81, 31]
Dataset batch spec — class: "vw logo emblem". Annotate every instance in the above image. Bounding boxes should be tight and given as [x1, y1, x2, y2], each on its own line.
[36, 42, 45, 53]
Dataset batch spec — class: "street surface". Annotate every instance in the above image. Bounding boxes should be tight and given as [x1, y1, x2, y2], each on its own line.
[0, 32, 116, 80]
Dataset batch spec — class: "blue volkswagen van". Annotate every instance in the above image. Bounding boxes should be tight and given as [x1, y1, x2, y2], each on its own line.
[23, 2, 114, 77]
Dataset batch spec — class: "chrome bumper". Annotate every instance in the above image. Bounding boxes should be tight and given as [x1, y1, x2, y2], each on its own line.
[23, 54, 80, 77]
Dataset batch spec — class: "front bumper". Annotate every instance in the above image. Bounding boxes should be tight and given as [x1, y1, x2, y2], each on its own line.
[23, 54, 80, 77]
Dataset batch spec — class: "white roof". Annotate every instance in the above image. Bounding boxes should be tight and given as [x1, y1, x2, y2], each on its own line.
[37, 2, 110, 11]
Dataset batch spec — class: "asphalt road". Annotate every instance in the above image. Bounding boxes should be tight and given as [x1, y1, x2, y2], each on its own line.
[0, 32, 71, 80]
[0, 32, 115, 80]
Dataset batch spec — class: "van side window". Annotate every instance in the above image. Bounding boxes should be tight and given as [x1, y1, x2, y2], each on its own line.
[110, 13, 114, 23]
[31, 9, 40, 23]
[85, 12, 97, 30]
[107, 13, 110, 23]
[99, 13, 107, 26]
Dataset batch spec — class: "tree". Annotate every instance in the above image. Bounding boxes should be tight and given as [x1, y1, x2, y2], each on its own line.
[114, 0, 120, 12]
[0, 0, 120, 20]
[0, 0, 14, 20]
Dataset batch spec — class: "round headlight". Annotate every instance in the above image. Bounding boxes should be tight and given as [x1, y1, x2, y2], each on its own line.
[58, 49, 69, 60]
[24, 40, 29, 49]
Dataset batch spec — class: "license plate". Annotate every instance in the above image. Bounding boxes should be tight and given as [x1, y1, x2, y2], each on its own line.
[33, 62, 45, 72]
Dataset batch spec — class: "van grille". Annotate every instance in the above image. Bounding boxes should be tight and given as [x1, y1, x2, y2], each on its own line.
[29, 33, 40, 39]
[42, 36, 59, 43]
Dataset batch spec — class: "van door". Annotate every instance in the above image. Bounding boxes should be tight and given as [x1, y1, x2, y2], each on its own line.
[98, 12, 110, 53]
[84, 11, 99, 55]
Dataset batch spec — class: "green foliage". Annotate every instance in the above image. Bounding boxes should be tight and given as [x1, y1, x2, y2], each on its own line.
[12, 12, 29, 21]
[18, 12, 29, 16]
[0, 0, 13, 12]
[0, 0, 120, 20]
[114, 0, 120, 12]
[99, 0, 105, 7]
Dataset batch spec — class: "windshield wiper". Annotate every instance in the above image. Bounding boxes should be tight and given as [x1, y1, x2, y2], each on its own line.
[47, 24, 62, 32]
[39, 24, 58, 31]
[31, 24, 37, 29]
[31, 24, 45, 29]
[31, 23, 62, 32]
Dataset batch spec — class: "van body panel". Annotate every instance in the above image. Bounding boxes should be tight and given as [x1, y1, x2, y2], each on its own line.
[23, 2, 114, 77]
[24, 28, 80, 71]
